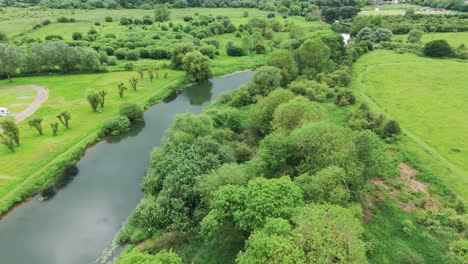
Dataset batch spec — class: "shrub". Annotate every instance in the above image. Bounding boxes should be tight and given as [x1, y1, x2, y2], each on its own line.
[199, 45, 216, 59]
[114, 48, 128, 60]
[423, 40, 452, 57]
[119, 103, 144, 123]
[101, 115, 131, 135]
[105, 16, 113, 22]
[72, 32, 83, 40]
[124, 62, 134, 70]
[126, 49, 139, 61]
[335, 90, 356, 106]
[382, 120, 401, 138]
[107, 56, 117, 66]
[226, 45, 245, 57]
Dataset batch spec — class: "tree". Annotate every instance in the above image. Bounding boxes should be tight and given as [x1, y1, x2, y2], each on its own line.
[28, 117, 44, 135]
[294, 38, 331, 77]
[424, 40, 452, 57]
[57, 111, 71, 128]
[0, 44, 22, 82]
[119, 103, 143, 123]
[72, 32, 82, 40]
[98, 90, 107, 108]
[382, 120, 401, 138]
[50, 122, 59, 136]
[171, 43, 195, 69]
[407, 29, 423, 43]
[201, 177, 303, 234]
[292, 204, 367, 263]
[267, 50, 297, 87]
[252, 66, 282, 96]
[241, 32, 253, 54]
[0, 132, 15, 152]
[86, 89, 102, 112]
[288, 78, 330, 102]
[182, 51, 212, 82]
[355, 27, 374, 43]
[236, 218, 306, 264]
[373, 28, 392, 43]
[271, 96, 327, 133]
[136, 66, 145, 79]
[154, 4, 170, 22]
[250, 88, 295, 135]
[148, 65, 155, 82]
[0, 117, 19, 146]
[295, 166, 351, 205]
[129, 77, 138, 91]
[118, 82, 127, 98]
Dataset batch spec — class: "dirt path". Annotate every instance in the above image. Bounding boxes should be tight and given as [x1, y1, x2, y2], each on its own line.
[0, 85, 49, 123]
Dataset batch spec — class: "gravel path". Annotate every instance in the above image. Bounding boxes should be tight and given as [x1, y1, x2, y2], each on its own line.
[0, 85, 48, 127]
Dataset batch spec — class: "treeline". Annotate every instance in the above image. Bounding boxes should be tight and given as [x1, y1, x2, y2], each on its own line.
[0, 42, 104, 81]
[5, 0, 367, 9]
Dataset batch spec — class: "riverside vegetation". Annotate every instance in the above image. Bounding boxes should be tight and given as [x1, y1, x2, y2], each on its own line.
[0, 1, 467, 263]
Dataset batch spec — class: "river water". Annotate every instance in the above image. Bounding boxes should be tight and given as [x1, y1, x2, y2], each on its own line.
[0, 71, 253, 264]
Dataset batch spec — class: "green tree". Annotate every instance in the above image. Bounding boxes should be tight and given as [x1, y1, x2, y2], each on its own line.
[271, 96, 327, 134]
[201, 177, 303, 235]
[408, 29, 423, 43]
[28, 117, 44, 135]
[171, 43, 195, 69]
[267, 50, 298, 86]
[241, 32, 253, 54]
[119, 103, 144, 124]
[182, 50, 212, 82]
[373, 28, 393, 43]
[295, 166, 351, 205]
[250, 88, 295, 135]
[50, 122, 59, 136]
[424, 39, 452, 57]
[136, 66, 145, 79]
[118, 82, 127, 98]
[0, 117, 19, 146]
[0, 44, 22, 82]
[294, 38, 331, 77]
[382, 120, 401, 138]
[355, 27, 374, 43]
[236, 218, 306, 264]
[252, 66, 282, 96]
[0, 132, 15, 152]
[98, 90, 107, 108]
[287, 78, 329, 102]
[154, 4, 170, 22]
[129, 77, 138, 91]
[86, 89, 102, 112]
[292, 204, 367, 263]
[56, 111, 71, 128]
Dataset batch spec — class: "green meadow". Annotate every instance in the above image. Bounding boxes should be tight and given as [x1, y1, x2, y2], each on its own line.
[351, 50, 468, 198]
[393, 32, 468, 47]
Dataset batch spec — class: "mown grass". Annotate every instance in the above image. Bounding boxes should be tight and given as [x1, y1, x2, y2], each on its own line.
[393, 32, 468, 47]
[351, 50, 468, 199]
[0, 88, 36, 113]
[0, 69, 185, 213]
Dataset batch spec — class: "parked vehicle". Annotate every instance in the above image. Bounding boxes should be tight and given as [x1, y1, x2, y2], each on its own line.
[0, 107, 10, 117]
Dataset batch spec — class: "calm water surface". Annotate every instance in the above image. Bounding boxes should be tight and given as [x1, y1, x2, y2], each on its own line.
[0, 71, 253, 264]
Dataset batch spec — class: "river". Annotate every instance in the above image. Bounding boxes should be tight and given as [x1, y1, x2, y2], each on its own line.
[0, 71, 253, 264]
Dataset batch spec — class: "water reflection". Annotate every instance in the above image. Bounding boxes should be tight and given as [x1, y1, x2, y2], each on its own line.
[105, 121, 146, 144]
[184, 80, 213, 106]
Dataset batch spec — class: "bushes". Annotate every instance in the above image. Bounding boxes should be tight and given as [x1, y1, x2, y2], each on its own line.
[126, 49, 139, 61]
[101, 115, 131, 136]
[423, 40, 452, 57]
[114, 48, 128, 60]
[119, 103, 144, 123]
[335, 90, 356, 106]
[199, 45, 216, 59]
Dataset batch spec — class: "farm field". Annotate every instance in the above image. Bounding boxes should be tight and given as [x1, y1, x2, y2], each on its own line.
[393, 32, 468, 47]
[351, 50, 468, 198]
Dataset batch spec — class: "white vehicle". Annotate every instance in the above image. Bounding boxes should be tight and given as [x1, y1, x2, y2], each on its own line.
[0, 107, 10, 117]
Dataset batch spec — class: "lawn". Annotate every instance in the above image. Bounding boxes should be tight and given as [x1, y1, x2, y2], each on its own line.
[0, 69, 186, 213]
[393, 32, 468, 48]
[0, 88, 36, 113]
[351, 50, 468, 199]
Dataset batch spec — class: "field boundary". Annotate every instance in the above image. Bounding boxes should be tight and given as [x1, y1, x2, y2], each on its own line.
[351, 55, 467, 199]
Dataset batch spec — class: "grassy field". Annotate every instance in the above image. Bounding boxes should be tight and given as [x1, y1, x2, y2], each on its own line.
[393, 32, 468, 47]
[0, 88, 36, 113]
[351, 50, 468, 199]
[359, 4, 459, 16]
[0, 7, 328, 40]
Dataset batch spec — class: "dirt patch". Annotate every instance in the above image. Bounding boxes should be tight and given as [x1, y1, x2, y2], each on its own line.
[397, 163, 428, 193]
